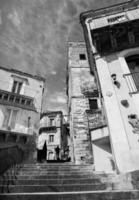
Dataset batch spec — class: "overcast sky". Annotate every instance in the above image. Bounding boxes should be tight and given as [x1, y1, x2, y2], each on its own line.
[0, 0, 127, 114]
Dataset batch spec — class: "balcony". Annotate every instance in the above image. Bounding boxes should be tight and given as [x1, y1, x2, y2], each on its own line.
[86, 109, 107, 130]
[39, 126, 57, 134]
[0, 89, 36, 111]
[123, 72, 139, 94]
[81, 84, 98, 97]
[91, 19, 139, 55]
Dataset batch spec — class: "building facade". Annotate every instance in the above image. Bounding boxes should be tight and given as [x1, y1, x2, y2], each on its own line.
[0, 66, 45, 135]
[67, 42, 110, 167]
[39, 111, 64, 160]
[80, 0, 139, 172]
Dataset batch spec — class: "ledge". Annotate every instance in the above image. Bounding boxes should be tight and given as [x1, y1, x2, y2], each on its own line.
[0, 89, 36, 111]
[39, 126, 57, 134]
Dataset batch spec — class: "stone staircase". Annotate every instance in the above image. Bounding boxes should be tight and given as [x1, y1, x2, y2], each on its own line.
[1, 163, 139, 200]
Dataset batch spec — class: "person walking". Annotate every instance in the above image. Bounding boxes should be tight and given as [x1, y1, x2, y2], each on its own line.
[55, 146, 60, 161]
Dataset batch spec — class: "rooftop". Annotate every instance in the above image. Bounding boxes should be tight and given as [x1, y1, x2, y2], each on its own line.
[80, 0, 139, 23]
[0, 65, 45, 82]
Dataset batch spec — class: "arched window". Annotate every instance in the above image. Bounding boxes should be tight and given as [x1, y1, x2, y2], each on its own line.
[126, 55, 139, 91]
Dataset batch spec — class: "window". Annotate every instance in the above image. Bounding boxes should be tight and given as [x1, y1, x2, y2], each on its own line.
[49, 135, 54, 143]
[108, 15, 127, 24]
[89, 99, 98, 110]
[12, 80, 23, 94]
[49, 117, 55, 126]
[3, 108, 18, 130]
[79, 54, 86, 60]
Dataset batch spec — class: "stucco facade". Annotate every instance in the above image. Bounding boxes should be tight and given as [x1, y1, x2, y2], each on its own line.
[67, 42, 113, 170]
[39, 111, 63, 160]
[0, 66, 45, 135]
[80, 0, 139, 172]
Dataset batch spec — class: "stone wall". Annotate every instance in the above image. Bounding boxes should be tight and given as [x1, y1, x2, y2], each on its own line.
[68, 42, 96, 164]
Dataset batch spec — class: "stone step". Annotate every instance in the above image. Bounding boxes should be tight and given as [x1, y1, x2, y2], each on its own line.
[2, 183, 107, 193]
[20, 165, 93, 171]
[18, 168, 93, 174]
[18, 169, 93, 174]
[1, 190, 139, 200]
[18, 171, 95, 176]
[22, 164, 92, 167]
[20, 165, 94, 171]
[73, 140, 90, 145]
[74, 143, 89, 147]
[0, 190, 139, 200]
[74, 150, 90, 155]
[15, 174, 109, 179]
[74, 146, 90, 150]
[0, 178, 101, 185]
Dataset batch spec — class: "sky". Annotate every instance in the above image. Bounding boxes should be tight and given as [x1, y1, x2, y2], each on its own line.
[0, 0, 128, 114]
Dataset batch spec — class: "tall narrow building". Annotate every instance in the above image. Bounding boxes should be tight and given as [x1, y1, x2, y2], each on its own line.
[80, 0, 139, 172]
[67, 42, 111, 169]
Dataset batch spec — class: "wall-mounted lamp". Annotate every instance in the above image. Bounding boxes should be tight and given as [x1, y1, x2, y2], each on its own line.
[111, 74, 120, 88]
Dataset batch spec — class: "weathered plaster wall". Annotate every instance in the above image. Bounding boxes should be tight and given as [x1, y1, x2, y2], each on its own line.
[95, 53, 139, 172]
[40, 113, 61, 128]
[68, 42, 95, 164]
[91, 127, 109, 141]
[0, 68, 44, 113]
[0, 68, 44, 135]
[93, 142, 114, 172]
[0, 105, 39, 134]
[40, 129, 61, 159]
[85, 14, 139, 172]
[40, 113, 62, 160]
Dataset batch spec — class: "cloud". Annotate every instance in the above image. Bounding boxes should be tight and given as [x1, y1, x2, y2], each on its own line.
[43, 91, 67, 114]
[63, 0, 78, 17]
[49, 92, 67, 104]
[0, 10, 2, 26]
[0, 0, 85, 77]
[57, 96, 67, 104]
[0, 0, 127, 114]
[8, 9, 20, 27]
[50, 70, 57, 75]
[42, 91, 67, 114]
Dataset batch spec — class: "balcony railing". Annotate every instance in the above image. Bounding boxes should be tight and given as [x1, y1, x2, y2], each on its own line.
[39, 126, 57, 134]
[86, 109, 107, 130]
[81, 87, 99, 97]
[123, 72, 139, 94]
[0, 89, 36, 111]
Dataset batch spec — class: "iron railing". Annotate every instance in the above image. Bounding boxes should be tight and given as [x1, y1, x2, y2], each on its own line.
[39, 126, 57, 134]
[0, 89, 36, 111]
[123, 72, 139, 94]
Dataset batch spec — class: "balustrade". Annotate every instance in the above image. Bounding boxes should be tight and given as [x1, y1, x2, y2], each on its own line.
[0, 89, 35, 111]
